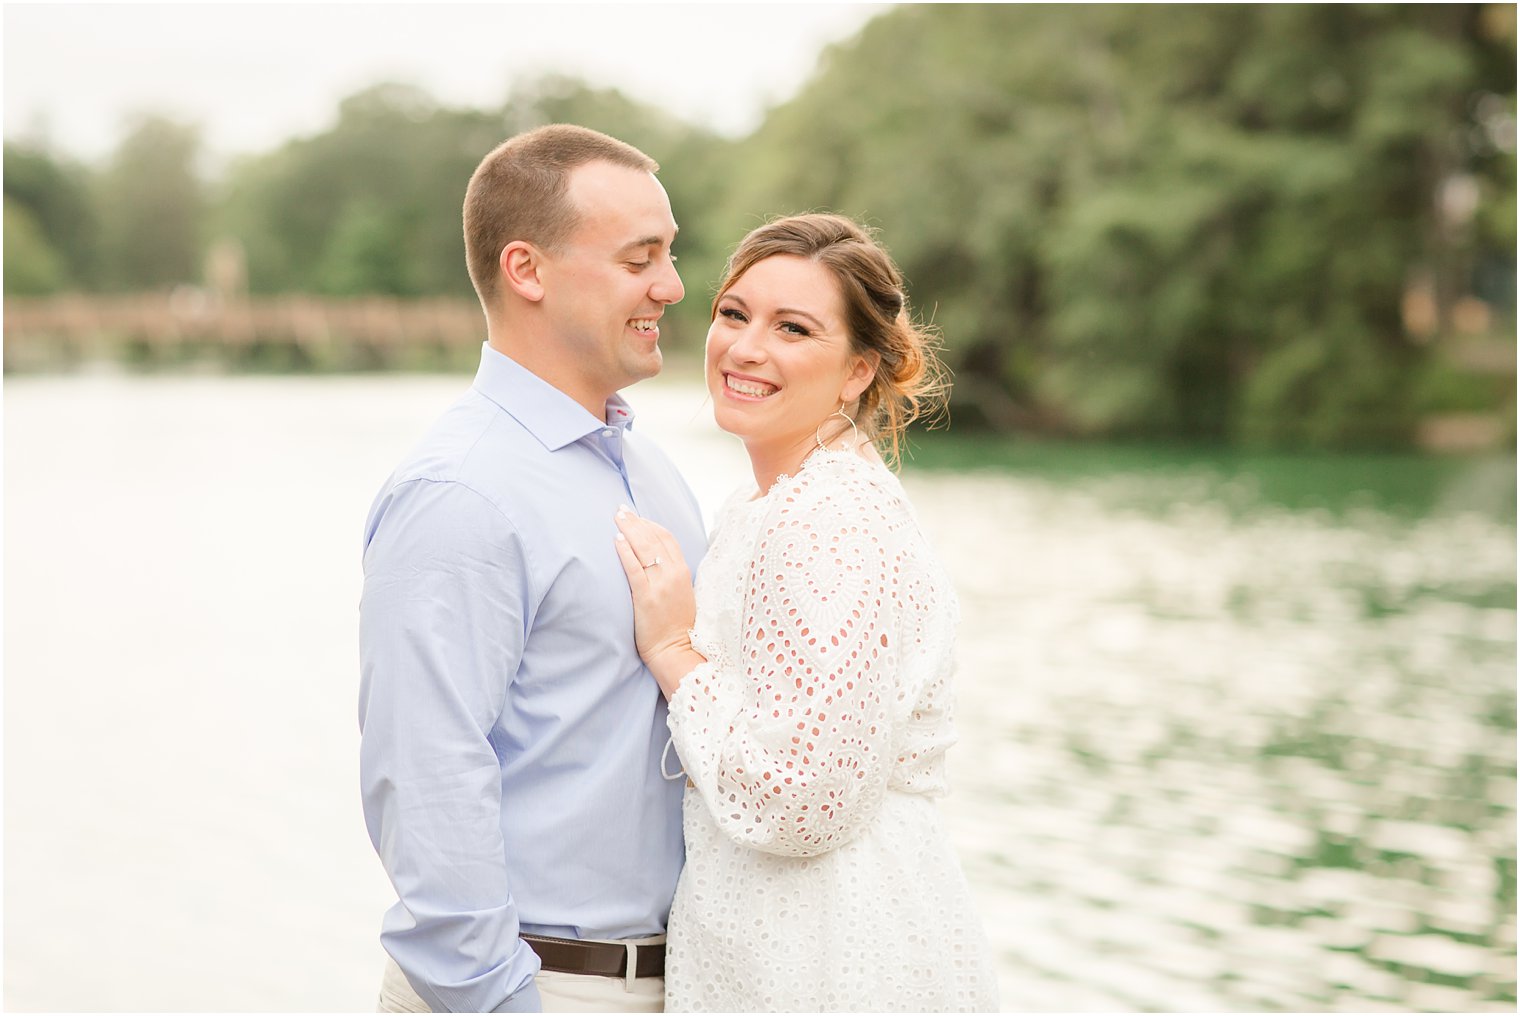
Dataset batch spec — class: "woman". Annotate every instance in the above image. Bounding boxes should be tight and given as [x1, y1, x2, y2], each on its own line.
[612, 213, 998, 1012]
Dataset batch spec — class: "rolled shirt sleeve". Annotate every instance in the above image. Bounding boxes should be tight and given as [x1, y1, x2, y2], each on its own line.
[359, 477, 542, 1013]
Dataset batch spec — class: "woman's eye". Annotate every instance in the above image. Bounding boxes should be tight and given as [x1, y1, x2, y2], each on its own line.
[780, 321, 811, 337]
[719, 308, 747, 323]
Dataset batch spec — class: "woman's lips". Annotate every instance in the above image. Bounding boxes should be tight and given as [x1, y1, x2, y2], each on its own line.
[723, 372, 779, 399]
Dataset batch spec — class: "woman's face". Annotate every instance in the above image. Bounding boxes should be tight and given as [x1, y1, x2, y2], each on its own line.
[705, 254, 875, 457]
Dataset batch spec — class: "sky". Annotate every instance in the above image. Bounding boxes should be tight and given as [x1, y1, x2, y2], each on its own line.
[3, 2, 888, 165]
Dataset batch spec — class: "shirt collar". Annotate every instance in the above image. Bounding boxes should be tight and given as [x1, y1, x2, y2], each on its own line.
[472, 342, 638, 451]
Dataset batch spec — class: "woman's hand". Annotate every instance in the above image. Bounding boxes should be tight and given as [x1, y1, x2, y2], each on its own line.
[613, 506, 705, 698]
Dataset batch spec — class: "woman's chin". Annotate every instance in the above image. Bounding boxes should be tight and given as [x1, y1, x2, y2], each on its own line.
[710, 401, 762, 441]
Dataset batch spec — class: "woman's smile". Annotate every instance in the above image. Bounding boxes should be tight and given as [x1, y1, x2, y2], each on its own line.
[721, 371, 779, 400]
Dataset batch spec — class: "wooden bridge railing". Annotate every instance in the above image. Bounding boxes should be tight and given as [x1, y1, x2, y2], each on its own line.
[4, 293, 486, 370]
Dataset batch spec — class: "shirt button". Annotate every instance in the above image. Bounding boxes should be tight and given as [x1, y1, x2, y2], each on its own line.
[602, 428, 617, 438]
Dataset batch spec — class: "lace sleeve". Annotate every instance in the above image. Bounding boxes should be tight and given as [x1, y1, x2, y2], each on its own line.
[666, 456, 916, 858]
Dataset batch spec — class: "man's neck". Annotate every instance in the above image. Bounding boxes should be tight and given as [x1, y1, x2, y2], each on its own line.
[485, 321, 610, 421]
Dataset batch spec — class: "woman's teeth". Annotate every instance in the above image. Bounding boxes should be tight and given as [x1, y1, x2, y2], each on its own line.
[726, 374, 777, 398]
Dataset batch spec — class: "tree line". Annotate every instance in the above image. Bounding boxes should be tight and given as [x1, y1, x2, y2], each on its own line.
[6, 4, 1514, 448]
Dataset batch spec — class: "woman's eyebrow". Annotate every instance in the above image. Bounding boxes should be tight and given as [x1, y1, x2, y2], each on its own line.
[775, 307, 825, 329]
[719, 294, 826, 330]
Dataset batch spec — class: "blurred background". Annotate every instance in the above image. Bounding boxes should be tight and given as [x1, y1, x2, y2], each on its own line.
[5, 3, 1515, 1012]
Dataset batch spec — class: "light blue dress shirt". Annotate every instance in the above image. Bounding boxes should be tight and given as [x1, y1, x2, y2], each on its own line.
[359, 343, 706, 1013]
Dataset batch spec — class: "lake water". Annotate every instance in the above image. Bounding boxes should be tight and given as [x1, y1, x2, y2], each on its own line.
[5, 373, 1515, 1012]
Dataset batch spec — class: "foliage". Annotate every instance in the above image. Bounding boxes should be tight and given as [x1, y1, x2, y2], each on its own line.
[94, 116, 207, 290]
[214, 83, 505, 297]
[713, 4, 1514, 448]
[4, 6, 1513, 449]
[4, 196, 66, 294]
[4, 141, 99, 288]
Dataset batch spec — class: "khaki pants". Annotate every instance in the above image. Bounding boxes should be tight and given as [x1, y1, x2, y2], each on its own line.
[377, 939, 665, 1014]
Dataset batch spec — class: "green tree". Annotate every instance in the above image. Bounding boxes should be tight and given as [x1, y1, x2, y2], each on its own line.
[4, 196, 67, 295]
[3, 141, 99, 288]
[215, 82, 505, 297]
[96, 116, 206, 289]
[317, 199, 414, 296]
[717, 4, 1515, 447]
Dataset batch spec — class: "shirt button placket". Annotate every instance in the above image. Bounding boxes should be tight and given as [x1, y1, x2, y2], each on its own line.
[601, 426, 628, 478]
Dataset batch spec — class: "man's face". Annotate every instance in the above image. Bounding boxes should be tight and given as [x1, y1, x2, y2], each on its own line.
[537, 161, 684, 403]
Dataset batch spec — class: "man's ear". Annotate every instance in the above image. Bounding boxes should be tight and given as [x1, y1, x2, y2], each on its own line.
[500, 241, 546, 302]
[841, 351, 880, 404]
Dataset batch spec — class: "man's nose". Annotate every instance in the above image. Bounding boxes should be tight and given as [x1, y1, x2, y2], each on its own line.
[651, 258, 684, 305]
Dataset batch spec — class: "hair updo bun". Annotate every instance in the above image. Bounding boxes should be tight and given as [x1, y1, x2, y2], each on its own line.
[711, 213, 949, 463]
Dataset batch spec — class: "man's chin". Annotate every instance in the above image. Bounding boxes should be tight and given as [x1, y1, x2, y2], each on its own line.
[626, 349, 663, 382]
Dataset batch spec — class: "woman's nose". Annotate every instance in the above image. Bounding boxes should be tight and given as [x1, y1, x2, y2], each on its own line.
[727, 323, 765, 363]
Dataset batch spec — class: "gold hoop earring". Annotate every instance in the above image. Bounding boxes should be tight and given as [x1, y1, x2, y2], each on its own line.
[815, 407, 860, 453]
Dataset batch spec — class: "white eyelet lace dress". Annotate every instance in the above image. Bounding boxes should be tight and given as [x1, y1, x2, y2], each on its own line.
[663, 449, 999, 1013]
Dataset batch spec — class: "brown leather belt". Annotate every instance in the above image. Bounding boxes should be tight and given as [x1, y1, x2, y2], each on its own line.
[521, 934, 665, 979]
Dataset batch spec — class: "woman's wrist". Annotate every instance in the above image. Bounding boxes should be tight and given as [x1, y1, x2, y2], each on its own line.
[647, 639, 706, 700]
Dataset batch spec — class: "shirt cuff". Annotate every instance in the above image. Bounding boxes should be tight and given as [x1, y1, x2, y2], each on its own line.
[491, 979, 543, 1012]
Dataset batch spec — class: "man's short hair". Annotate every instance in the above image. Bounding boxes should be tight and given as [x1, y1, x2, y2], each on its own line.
[463, 124, 659, 306]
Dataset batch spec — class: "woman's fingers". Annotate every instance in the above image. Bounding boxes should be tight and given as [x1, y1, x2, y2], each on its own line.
[612, 527, 649, 587]
[614, 505, 682, 575]
[614, 507, 660, 567]
[653, 524, 684, 566]
[613, 506, 698, 667]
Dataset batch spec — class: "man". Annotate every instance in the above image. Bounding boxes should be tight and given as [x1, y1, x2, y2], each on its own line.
[359, 124, 705, 1013]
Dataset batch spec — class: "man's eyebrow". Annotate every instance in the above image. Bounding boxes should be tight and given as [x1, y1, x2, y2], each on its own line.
[616, 227, 679, 255]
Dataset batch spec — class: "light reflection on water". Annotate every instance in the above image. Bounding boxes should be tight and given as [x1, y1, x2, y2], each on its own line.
[4, 374, 1514, 1012]
[912, 465, 1516, 1012]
